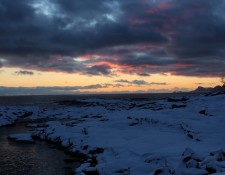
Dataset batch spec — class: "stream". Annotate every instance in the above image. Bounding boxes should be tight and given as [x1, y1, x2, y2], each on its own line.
[0, 123, 79, 175]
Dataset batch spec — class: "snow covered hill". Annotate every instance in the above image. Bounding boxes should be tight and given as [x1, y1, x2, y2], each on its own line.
[1, 94, 225, 174]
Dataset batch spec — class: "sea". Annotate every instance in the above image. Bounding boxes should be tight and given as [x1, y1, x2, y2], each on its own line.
[0, 93, 197, 106]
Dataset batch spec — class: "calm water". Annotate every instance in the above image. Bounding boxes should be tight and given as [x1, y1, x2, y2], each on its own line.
[0, 93, 196, 106]
[0, 124, 79, 175]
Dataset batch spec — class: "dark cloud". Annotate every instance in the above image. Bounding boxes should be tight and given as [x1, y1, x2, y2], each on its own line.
[115, 79, 130, 83]
[132, 80, 150, 85]
[138, 73, 150, 77]
[167, 0, 225, 76]
[14, 70, 34, 75]
[115, 79, 150, 85]
[0, 0, 35, 23]
[149, 82, 167, 85]
[194, 83, 205, 85]
[117, 51, 175, 67]
[0, 0, 225, 77]
[0, 84, 111, 95]
[85, 64, 111, 75]
[0, 0, 166, 71]
[115, 79, 167, 86]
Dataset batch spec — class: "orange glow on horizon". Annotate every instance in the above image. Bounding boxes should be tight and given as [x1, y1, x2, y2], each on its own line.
[0, 68, 221, 94]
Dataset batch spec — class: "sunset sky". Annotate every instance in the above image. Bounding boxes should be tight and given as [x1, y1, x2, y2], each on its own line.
[0, 0, 224, 95]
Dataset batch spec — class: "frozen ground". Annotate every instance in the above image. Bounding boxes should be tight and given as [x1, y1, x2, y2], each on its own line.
[1, 94, 225, 174]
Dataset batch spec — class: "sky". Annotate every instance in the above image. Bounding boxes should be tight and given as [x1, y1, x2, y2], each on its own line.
[0, 0, 224, 95]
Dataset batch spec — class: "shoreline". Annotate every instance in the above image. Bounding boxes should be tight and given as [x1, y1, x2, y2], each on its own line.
[0, 120, 80, 175]
[0, 92, 198, 106]
[1, 93, 225, 174]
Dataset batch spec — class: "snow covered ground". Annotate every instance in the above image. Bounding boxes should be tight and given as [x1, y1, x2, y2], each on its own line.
[1, 94, 225, 174]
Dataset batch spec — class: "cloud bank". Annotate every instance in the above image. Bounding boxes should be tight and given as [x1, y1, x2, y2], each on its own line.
[115, 79, 167, 86]
[14, 70, 34, 75]
[0, 84, 111, 95]
[0, 0, 225, 77]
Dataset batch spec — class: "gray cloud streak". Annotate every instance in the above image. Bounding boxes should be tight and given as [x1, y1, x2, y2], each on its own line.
[115, 79, 167, 86]
[14, 70, 34, 75]
[0, 84, 111, 95]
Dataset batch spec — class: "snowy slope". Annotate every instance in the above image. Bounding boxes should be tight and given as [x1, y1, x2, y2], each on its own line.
[1, 94, 225, 174]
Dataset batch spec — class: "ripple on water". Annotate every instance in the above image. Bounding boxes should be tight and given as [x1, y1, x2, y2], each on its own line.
[0, 124, 79, 175]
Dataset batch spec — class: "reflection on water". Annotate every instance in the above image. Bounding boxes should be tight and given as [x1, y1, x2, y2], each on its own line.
[0, 124, 78, 175]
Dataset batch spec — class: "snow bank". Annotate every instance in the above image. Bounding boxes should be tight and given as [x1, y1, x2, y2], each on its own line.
[1, 94, 225, 174]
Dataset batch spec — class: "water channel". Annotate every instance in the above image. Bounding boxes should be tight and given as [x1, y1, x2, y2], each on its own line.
[0, 123, 79, 175]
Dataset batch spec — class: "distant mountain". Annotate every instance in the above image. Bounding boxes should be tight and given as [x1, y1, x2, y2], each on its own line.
[206, 85, 225, 96]
[192, 85, 225, 96]
[192, 86, 213, 93]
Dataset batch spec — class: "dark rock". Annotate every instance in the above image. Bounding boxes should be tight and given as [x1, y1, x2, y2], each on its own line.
[82, 145, 89, 150]
[182, 148, 202, 162]
[99, 119, 109, 122]
[183, 156, 192, 163]
[205, 85, 225, 96]
[83, 169, 99, 175]
[199, 110, 207, 115]
[64, 166, 75, 175]
[171, 104, 186, 109]
[57, 100, 98, 107]
[115, 168, 130, 174]
[18, 112, 33, 118]
[186, 159, 199, 168]
[180, 124, 200, 141]
[64, 158, 79, 163]
[192, 86, 213, 94]
[187, 133, 193, 139]
[153, 167, 174, 175]
[81, 116, 89, 118]
[92, 116, 103, 119]
[153, 107, 164, 111]
[154, 169, 163, 175]
[65, 151, 88, 162]
[167, 97, 189, 102]
[89, 147, 104, 155]
[210, 150, 225, 161]
[205, 166, 216, 174]
[82, 128, 88, 135]
[129, 122, 138, 126]
[89, 156, 98, 167]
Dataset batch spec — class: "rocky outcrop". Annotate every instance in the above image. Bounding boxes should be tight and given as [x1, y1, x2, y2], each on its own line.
[192, 85, 225, 96]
